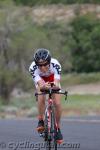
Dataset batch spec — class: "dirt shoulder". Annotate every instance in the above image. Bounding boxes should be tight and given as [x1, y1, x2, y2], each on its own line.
[66, 83, 100, 95]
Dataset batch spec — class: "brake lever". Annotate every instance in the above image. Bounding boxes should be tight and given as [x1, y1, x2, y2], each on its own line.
[35, 93, 38, 101]
[65, 91, 68, 101]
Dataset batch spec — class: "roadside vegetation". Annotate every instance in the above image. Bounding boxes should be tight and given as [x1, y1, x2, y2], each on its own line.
[0, 0, 100, 118]
[14, 0, 100, 6]
[0, 94, 100, 118]
[61, 72, 100, 86]
[62, 94, 100, 116]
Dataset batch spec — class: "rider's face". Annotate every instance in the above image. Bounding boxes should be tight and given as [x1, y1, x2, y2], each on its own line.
[37, 62, 50, 73]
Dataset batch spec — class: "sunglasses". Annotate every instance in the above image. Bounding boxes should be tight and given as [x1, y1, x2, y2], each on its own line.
[37, 62, 50, 67]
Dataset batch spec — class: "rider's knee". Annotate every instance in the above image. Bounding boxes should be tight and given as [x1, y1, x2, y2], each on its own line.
[54, 101, 61, 107]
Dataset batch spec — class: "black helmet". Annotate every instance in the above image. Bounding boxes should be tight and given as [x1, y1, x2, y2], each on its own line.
[34, 48, 51, 65]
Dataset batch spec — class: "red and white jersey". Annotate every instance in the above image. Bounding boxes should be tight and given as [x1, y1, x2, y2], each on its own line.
[29, 58, 61, 84]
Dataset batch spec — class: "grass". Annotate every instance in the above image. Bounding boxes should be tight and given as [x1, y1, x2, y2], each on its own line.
[8, 94, 100, 109]
[0, 94, 100, 117]
[62, 94, 100, 108]
[61, 72, 100, 86]
[9, 96, 36, 109]
[0, 96, 37, 118]
[61, 94, 100, 116]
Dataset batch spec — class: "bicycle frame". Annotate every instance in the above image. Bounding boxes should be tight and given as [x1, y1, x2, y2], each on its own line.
[45, 94, 57, 136]
[35, 88, 68, 150]
[44, 96, 57, 150]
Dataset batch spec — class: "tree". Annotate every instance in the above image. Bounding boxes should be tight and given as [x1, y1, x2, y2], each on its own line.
[69, 15, 100, 72]
[0, 2, 32, 102]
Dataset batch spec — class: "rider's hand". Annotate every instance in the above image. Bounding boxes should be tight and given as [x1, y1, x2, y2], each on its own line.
[39, 82, 51, 92]
[45, 82, 61, 91]
[44, 82, 51, 89]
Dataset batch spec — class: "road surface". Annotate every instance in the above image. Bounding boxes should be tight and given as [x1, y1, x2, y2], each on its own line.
[0, 116, 100, 150]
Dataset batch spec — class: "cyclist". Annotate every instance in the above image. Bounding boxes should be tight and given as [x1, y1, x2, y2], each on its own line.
[29, 48, 63, 144]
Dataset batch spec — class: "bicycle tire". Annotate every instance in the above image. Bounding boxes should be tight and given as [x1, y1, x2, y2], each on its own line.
[44, 110, 51, 150]
[50, 105, 57, 150]
[44, 103, 57, 150]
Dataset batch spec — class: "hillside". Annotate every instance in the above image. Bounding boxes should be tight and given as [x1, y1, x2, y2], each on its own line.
[0, 3, 100, 101]
[31, 4, 100, 24]
[1, 3, 99, 25]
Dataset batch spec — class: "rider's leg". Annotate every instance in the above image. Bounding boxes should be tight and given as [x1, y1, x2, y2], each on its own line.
[37, 94, 45, 120]
[53, 93, 63, 143]
[36, 87, 45, 131]
[36, 86, 45, 120]
[53, 93, 62, 128]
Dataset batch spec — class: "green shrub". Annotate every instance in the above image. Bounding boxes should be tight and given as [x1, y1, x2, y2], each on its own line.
[13, 0, 100, 6]
[69, 14, 100, 72]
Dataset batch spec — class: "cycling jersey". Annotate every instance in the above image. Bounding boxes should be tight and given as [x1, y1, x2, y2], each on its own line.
[29, 58, 61, 85]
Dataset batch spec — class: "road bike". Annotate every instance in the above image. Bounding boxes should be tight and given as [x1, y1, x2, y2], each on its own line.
[35, 87, 68, 150]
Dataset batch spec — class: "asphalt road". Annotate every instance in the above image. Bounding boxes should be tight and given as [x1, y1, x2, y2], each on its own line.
[0, 116, 100, 150]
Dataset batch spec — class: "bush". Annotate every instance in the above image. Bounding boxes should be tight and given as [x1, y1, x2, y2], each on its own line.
[13, 0, 100, 6]
[69, 14, 100, 72]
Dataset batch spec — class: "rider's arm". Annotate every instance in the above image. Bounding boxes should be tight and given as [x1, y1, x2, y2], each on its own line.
[54, 79, 61, 89]
[37, 80, 51, 90]
[29, 62, 42, 84]
[29, 62, 51, 90]
[53, 59, 61, 89]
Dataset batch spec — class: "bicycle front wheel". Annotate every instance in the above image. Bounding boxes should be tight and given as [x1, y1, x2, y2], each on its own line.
[50, 106, 57, 150]
[44, 111, 52, 150]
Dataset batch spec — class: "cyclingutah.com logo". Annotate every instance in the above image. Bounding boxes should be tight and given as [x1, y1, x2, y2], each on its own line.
[0, 141, 80, 150]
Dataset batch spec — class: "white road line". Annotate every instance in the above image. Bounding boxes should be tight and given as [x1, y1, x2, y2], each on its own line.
[62, 118, 100, 123]
[1, 117, 100, 123]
